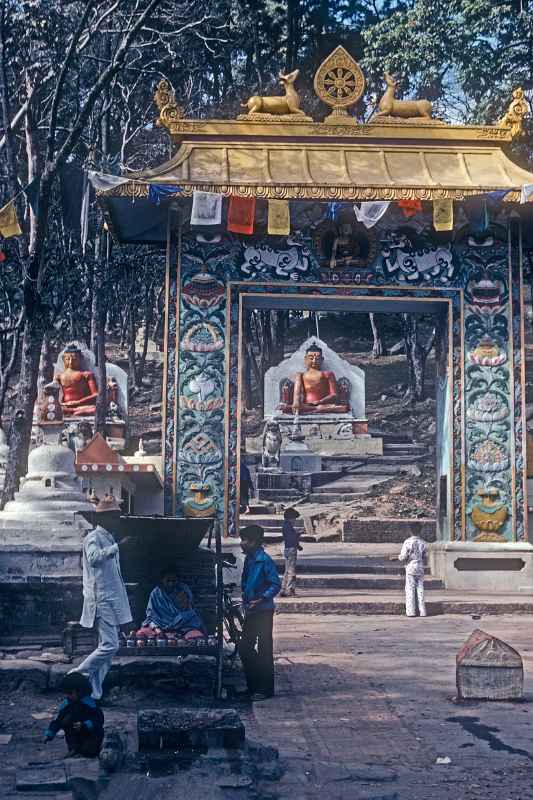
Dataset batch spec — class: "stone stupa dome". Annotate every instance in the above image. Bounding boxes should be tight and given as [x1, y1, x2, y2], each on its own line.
[27, 443, 76, 477]
[1, 443, 93, 518]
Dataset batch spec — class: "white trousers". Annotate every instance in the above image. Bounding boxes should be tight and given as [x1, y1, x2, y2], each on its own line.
[405, 574, 426, 617]
[77, 615, 120, 699]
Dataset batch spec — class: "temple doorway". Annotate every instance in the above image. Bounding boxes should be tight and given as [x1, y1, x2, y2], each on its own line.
[236, 292, 452, 546]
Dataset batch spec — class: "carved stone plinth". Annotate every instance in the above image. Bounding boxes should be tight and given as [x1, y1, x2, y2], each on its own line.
[456, 629, 523, 700]
[138, 708, 245, 751]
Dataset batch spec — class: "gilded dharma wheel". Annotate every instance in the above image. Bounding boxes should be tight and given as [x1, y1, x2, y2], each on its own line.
[314, 45, 365, 116]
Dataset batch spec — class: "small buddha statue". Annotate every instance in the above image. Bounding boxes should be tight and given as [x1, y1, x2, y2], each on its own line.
[53, 345, 99, 417]
[279, 344, 350, 414]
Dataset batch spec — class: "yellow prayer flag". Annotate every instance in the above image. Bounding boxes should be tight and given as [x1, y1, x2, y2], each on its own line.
[0, 200, 22, 238]
[267, 199, 290, 236]
[433, 199, 453, 232]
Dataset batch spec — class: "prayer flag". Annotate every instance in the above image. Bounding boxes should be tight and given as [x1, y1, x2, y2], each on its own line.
[433, 199, 453, 231]
[148, 184, 183, 205]
[464, 197, 489, 234]
[227, 195, 256, 234]
[0, 200, 21, 238]
[327, 201, 341, 220]
[354, 201, 390, 229]
[398, 199, 422, 218]
[190, 191, 222, 226]
[521, 184, 533, 204]
[268, 199, 290, 235]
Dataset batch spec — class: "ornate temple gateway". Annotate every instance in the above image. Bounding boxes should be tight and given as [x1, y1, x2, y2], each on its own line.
[97, 47, 533, 591]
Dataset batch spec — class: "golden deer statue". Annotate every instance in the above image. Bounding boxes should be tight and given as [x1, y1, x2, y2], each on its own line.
[375, 72, 432, 119]
[241, 69, 306, 116]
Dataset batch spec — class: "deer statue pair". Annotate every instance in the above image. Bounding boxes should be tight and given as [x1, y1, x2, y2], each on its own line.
[240, 68, 433, 121]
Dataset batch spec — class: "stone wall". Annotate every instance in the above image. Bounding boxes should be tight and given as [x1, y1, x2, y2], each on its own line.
[342, 517, 436, 544]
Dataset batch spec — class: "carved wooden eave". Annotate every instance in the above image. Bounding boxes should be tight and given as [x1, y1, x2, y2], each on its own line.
[96, 116, 533, 242]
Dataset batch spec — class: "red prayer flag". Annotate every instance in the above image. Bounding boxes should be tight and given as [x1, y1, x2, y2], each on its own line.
[398, 199, 422, 218]
[227, 195, 256, 234]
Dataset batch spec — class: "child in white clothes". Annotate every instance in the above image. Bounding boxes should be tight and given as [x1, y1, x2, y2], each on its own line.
[399, 522, 428, 617]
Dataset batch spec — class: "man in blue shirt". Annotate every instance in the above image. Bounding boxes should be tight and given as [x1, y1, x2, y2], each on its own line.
[239, 525, 281, 700]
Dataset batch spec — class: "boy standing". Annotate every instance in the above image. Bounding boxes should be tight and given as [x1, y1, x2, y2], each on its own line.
[399, 522, 428, 617]
[280, 507, 302, 597]
[239, 525, 281, 701]
[44, 672, 104, 758]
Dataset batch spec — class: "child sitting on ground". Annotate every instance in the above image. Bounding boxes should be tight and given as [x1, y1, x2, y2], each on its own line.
[399, 521, 428, 618]
[44, 672, 104, 758]
[136, 569, 207, 639]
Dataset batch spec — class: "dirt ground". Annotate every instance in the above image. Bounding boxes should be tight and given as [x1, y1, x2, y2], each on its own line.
[3, 614, 533, 799]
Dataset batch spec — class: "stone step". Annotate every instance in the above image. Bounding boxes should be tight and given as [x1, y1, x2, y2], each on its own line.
[275, 588, 533, 616]
[242, 516, 305, 529]
[289, 573, 444, 591]
[383, 443, 428, 455]
[271, 556, 411, 575]
[257, 490, 305, 501]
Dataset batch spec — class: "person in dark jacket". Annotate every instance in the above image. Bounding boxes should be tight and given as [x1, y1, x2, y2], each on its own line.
[280, 507, 302, 596]
[240, 461, 255, 514]
[44, 672, 104, 758]
[238, 525, 281, 701]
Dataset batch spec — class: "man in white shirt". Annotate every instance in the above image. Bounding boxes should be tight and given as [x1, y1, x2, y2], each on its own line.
[399, 522, 428, 618]
[75, 495, 132, 700]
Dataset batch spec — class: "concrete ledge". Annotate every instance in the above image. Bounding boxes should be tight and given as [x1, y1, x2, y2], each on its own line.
[430, 541, 533, 592]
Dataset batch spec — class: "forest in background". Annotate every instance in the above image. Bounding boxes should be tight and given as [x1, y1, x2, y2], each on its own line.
[0, 0, 532, 502]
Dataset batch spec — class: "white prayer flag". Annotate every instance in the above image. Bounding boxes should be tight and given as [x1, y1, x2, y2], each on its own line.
[191, 191, 223, 226]
[520, 184, 533, 204]
[353, 201, 390, 229]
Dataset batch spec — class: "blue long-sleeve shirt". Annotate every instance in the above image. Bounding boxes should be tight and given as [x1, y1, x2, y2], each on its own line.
[282, 520, 301, 549]
[45, 696, 104, 741]
[241, 546, 281, 615]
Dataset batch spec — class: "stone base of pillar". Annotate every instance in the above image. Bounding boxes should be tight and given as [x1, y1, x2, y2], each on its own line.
[430, 541, 533, 593]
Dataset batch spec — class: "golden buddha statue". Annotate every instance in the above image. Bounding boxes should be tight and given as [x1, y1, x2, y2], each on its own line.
[279, 344, 350, 414]
[54, 346, 99, 417]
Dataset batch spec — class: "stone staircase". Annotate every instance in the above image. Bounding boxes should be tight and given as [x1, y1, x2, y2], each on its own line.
[265, 544, 533, 616]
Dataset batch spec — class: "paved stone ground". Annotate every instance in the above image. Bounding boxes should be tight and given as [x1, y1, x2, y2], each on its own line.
[246, 613, 533, 800]
[3, 614, 533, 799]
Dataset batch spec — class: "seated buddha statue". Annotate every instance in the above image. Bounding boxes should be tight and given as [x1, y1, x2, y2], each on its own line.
[279, 344, 350, 414]
[53, 345, 99, 417]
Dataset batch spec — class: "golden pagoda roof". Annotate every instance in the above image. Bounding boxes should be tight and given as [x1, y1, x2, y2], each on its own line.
[100, 118, 533, 202]
[97, 52, 532, 213]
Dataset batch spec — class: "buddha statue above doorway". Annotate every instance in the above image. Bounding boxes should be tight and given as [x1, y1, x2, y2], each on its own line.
[278, 343, 350, 414]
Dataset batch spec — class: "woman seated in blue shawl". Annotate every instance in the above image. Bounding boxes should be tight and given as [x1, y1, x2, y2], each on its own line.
[138, 570, 206, 639]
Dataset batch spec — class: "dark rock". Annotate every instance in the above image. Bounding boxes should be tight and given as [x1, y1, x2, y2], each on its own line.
[16, 765, 67, 791]
[0, 659, 49, 692]
[99, 731, 128, 773]
[138, 707, 245, 752]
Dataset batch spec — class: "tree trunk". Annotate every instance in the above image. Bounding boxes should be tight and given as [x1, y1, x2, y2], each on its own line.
[94, 299, 107, 437]
[135, 286, 153, 386]
[1, 314, 44, 506]
[369, 313, 384, 358]
[128, 306, 139, 388]
[401, 314, 435, 403]
[243, 311, 254, 410]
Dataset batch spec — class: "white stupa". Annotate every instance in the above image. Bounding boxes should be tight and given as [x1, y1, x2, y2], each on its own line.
[0, 443, 94, 579]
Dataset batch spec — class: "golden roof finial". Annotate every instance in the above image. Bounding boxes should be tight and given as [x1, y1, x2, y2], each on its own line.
[313, 46, 365, 123]
[499, 87, 529, 139]
[154, 79, 184, 129]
